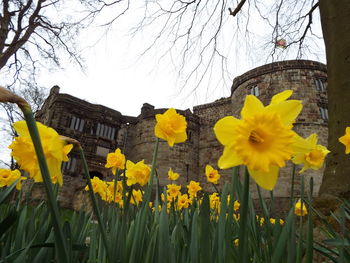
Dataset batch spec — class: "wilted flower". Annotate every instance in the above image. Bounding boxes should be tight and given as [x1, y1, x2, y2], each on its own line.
[205, 165, 221, 184]
[294, 199, 308, 216]
[168, 168, 180, 181]
[291, 133, 330, 173]
[187, 180, 202, 198]
[105, 148, 125, 174]
[214, 90, 302, 190]
[0, 169, 26, 190]
[154, 108, 187, 147]
[125, 160, 151, 186]
[9, 121, 72, 185]
[276, 39, 287, 48]
[339, 127, 350, 154]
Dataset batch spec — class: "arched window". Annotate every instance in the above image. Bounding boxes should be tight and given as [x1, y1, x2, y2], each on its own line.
[89, 171, 104, 180]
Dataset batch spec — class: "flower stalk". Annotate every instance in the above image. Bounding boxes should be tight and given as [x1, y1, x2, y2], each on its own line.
[20, 104, 70, 263]
[238, 168, 250, 263]
[78, 145, 112, 261]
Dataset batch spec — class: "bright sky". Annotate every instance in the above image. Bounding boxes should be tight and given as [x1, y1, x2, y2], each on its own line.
[35, 1, 325, 117]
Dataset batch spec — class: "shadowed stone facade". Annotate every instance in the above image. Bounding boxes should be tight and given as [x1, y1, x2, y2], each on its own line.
[34, 59, 328, 210]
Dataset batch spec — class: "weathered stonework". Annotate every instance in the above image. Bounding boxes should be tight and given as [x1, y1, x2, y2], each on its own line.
[35, 60, 328, 210]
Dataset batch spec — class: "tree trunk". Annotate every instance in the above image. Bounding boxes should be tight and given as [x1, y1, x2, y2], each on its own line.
[318, 0, 350, 198]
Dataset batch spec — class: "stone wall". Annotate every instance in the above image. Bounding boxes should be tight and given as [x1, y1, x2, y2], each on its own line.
[193, 97, 233, 190]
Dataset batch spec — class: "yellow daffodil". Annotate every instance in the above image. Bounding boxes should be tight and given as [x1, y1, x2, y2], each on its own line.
[233, 200, 240, 211]
[178, 194, 191, 209]
[167, 184, 181, 200]
[0, 169, 26, 190]
[294, 199, 308, 216]
[9, 121, 73, 185]
[205, 165, 221, 184]
[339, 127, 350, 154]
[125, 160, 151, 186]
[168, 168, 180, 181]
[129, 189, 143, 206]
[214, 90, 302, 190]
[259, 217, 265, 226]
[154, 108, 187, 147]
[84, 176, 106, 196]
[106, 180, 123, 194]
[233, 239, 239, 247]
[187, 180, 202, 198]
[209, 192, 220, 212]
[291, 133, 330, 173]
[105, 148, 126, 174]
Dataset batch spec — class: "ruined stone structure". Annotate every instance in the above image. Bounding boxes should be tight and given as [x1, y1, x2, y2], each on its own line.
[35, 59, 328, 209]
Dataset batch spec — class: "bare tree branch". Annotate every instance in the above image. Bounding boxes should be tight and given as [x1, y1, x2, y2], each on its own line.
[228, 0, 247, 17]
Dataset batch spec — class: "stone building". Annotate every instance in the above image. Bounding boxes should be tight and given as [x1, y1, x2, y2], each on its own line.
[35, 59, 328, 209]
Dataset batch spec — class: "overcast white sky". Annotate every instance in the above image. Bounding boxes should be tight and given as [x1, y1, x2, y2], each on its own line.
[35, 1, 325, 117]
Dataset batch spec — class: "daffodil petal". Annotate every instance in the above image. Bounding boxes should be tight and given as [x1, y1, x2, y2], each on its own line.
[214, 116, 240, 146]
[270, 90, 293, 104]
[248, 166, 279, 191]
[290, 134, 314, 154]
[174, 131, 187, 143]
[266, 100, 302, 125]
[13, 121, 30, 137]
[241, 95, 265, 119]
[218, 145, 243, 169]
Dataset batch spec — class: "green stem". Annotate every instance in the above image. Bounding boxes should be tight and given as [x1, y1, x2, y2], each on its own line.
[78, 146, 112, 261]
[296, 174, 305, 263]
[289, 164, 296, 209]
[21, 106, 69, 263]
[144, 138, 159, 204]
[238, 168, 250, 263]
[113, 168, 119, 204]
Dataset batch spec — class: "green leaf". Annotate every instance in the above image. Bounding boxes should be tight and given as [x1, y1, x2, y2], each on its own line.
[0, 179, 18, 204]
[0, 209, 18, 237]
[199, 194, 211, 263]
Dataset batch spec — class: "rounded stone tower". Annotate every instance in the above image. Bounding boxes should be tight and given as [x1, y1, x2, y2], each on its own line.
[230, 60, 328, 199]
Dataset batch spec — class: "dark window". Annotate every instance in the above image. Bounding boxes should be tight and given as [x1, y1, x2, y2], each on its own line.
[314, 79, 326, 92]
[319, 107, 328, 120]
[89, 171, 103, 180]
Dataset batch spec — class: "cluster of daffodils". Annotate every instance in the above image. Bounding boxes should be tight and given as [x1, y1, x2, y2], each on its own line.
[85, 177, 125, 206]
[4, 90, 350, 223]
